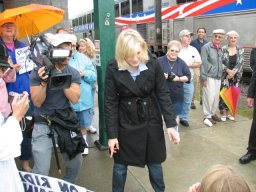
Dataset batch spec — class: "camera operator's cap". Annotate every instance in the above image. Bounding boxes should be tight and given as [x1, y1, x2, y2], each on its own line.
[70, 34, 77, 44]
[44, 33, 74, 47]
[0, 44, 12, 68]
[0, 18, 15, 27]
[179, 29, 194, 37]
[212, 29, 225, 35]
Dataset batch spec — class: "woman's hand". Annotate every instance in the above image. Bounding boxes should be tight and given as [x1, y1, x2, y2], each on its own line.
[11, 91, 29, 122]
[247, 98, 254, 108]
[108, 138, 119, 158]
[188, 182, 201, 192]
[164, 73, 168, 80]
[167, 127, 180, 144]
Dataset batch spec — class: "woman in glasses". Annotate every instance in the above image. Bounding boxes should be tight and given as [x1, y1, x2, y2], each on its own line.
[158, 40, 191, 126]
[219, 30, 244, 121]
[0, 19, 34, 172]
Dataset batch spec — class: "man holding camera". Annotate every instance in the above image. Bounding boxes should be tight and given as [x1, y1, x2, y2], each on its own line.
[29, 33, 82, 184]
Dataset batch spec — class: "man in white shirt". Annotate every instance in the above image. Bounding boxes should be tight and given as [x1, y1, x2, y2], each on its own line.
[178, 29, 201, 127]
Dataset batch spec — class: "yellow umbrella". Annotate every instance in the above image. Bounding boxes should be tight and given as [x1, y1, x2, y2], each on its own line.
[0, 4, 64, 40]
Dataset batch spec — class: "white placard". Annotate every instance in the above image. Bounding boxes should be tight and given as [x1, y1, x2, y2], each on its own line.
[94, 40, 101, 66]
[15, 46, 36, 74]
[19, 171, 94, 192]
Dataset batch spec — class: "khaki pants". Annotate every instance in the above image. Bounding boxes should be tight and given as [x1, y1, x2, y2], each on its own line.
[202, 77, 221, 118]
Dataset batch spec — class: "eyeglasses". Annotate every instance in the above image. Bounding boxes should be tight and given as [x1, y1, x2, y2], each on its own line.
[1, 23, 15, 28]
[214, 35, 223, 39]
[170, 49, 179, 53]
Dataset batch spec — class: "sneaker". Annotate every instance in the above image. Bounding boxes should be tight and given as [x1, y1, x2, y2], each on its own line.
[204, 118, 213, 127]
[208, 118, 216, 124]
[227, 115, 235, 121]
[221, 116, 227, 122]
[88, 125, 97, 134]
[82, 147, 89, 155]
[212, 114, 222, 122]
[191, 102, 196, 109]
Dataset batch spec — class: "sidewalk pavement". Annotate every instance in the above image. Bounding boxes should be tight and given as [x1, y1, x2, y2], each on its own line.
[48, 100, 256, 192]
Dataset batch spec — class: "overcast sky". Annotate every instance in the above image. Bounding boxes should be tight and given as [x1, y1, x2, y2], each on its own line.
[68, 0, 93, 19]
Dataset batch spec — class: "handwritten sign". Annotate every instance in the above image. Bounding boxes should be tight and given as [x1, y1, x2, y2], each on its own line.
[19, 171, 94, 192]
[15, 46, 36, 74]
[94, 40, 100, 66]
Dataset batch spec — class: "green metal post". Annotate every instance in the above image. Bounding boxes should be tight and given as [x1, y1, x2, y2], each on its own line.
[93, 0, 115, 150]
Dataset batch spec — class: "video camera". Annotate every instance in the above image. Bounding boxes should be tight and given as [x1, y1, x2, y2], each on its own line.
[30, 34, 72, 90]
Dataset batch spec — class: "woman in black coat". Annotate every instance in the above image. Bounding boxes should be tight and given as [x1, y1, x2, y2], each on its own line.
[104, 29, 179, 192]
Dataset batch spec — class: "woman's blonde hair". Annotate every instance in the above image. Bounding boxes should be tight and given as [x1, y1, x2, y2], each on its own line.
[79, 38, 95, 58]
[115, 29, 149, 70]
[0, 22, 19, 40]
[199, 164, 251, 192]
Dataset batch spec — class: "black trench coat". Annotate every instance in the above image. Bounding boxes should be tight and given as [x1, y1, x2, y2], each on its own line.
[104, 57, 177, 167]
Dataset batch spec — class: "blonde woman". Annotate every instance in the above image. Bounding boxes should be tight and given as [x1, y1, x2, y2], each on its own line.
[0, 19, 34, 172]
[104, 29, 179, 192]
[188, 164, 252, 192]
[78, 38, 97, 134]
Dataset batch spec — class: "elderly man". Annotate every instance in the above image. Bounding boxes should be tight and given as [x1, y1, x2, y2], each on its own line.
[201, 29, 225, 127]
[178, 29, 201, 127]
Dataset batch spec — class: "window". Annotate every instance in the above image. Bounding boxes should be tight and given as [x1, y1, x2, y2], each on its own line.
[176, 0, 196, 4]
[79, 17, 83, 25]
[121, 0, 129, 16]
[132, 0, 143, 14]
[115, 4, 120, 17]
[83, 15, 86, 24]
[87, 14, 92, 23]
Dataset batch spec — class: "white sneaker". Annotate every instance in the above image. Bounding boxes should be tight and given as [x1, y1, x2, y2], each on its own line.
[88, 125, 97, 134]
[227, 115, 235, 121]
[221, 116, 227, 122]
[204, 118, 213, 127]
[82, 147, 89, 155]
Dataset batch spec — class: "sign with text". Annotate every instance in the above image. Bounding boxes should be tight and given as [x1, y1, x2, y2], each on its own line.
[19, 171, 93, 192]
[15, 46, 36, 74]
[94, 40, 101, 66]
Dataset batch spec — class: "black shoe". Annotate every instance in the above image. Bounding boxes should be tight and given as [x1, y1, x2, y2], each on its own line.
[180, 120, 189, 127]
[191, 102, 196, 109]
[239, 153, 256, 164]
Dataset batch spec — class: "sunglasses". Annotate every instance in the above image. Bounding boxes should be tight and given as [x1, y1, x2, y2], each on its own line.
[170, 49, 179, 53]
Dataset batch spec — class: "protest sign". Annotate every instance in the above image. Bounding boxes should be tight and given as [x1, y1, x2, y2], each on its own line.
[15, 46, 36, 74]
[19, 171, 93, 192]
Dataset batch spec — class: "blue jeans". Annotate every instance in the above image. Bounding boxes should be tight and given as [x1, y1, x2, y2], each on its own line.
[180, 81, 194, 121]
[112, 163, 165, 192]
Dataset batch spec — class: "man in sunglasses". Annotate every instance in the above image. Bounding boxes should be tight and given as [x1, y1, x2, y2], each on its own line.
[201, 29, 225, 127]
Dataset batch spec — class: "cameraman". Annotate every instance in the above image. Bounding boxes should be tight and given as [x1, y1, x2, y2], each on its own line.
[158, 40, 191, 125]
[29, 34, 82, 184]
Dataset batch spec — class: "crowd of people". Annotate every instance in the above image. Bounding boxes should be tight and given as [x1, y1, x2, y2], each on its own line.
[0, 16, 255, 191]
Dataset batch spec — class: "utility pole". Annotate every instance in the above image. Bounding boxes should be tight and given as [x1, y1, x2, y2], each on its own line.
[93, 0, 115, 150]
[155, 0, 162, 55]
